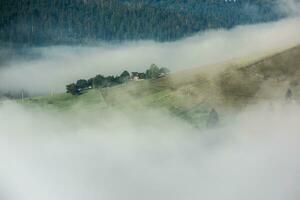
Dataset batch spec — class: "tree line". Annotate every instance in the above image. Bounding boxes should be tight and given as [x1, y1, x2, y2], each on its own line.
[66, 64, 170, 95]
[0, 0, 283, 46]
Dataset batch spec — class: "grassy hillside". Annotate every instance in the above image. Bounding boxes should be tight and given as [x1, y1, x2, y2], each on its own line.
[22, 44, 300, 127]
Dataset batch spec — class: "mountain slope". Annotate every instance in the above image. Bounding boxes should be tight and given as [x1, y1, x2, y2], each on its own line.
[22, 44, 300, 127]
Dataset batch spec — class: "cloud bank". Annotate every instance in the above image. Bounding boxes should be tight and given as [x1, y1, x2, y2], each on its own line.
[0, 101, 300, 200]
[0, 17, 299, 95]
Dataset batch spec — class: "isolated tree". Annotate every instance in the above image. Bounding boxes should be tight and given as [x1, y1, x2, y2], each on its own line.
[285, 88, 293, 100]
[66, 83, 79, 95]
[206, 108, 219, 128]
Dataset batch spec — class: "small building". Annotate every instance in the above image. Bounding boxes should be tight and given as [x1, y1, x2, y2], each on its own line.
[131, 72, 145, 81]
[131, 72, 139, 81]
[133, 76, 139, 81]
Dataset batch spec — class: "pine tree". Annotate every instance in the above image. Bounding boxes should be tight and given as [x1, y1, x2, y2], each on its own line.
[206, 108, 219, 128]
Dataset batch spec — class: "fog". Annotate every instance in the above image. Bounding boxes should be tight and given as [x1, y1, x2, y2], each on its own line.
[0, 17, 300, 95]
[278, 0, 300, 16]
[0, 1, 300, 198]
[0, 101, 299, 200]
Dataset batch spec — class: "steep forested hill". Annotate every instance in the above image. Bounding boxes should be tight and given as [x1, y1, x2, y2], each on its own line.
[0, 0, 284, 45]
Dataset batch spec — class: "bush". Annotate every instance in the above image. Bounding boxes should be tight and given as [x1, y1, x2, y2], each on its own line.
[146, 64, 160, 79]
[93, 75, 105, 88]
[76, 79, 88, 90]
[159, 67, 170, 75]
[120, 71, 131, 83]
[66, 83, 79, 95]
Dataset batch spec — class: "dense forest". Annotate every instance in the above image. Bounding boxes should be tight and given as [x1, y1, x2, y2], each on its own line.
[0, 0, 284, 46]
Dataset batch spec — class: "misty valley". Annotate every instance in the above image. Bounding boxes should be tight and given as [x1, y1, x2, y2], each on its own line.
[0, 1, 300, 200]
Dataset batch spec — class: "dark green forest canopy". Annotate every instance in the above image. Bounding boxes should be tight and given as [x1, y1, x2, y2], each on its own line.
[0, 0, 284, 46]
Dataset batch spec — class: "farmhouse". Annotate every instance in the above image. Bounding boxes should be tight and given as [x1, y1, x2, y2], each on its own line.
[131, 72, 146, 81]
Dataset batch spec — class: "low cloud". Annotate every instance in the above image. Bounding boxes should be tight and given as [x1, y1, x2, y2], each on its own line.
[0, 17, 299, 95]
[0, 101, 300, 200]
[0, 1, 299, 199]
[277, 0, 300, 16]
